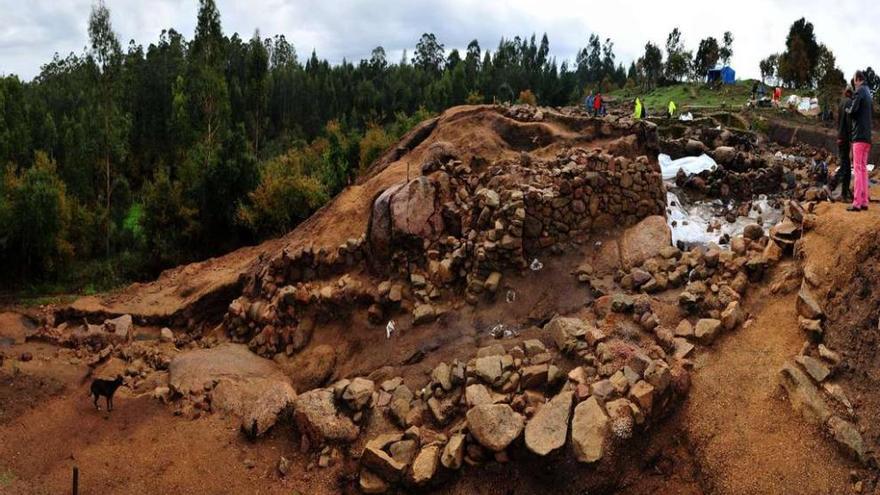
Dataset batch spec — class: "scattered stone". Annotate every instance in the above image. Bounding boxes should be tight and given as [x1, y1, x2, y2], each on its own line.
[611, 293, 635, 313]
[743, 223, 764, 240]
[795, 355, 831, 383]
[294, 389, 359, 443]
[360, 469, 390, 494]
[159, 327, 174, 343]
[571, 396, 609, 463]
[780, 361, 831, 425]
[545, 316, 588, 353]
[413, 304, 437, 325]
[674, 320, 694, 337]
[473, 355, 503, 385]
[466, 404, 524, 452]
[277, 456, 291, 477]
[389, 439, 419, 465]
[408, 445, 440, 485]
[441, 433, 465, 470]
[720, 301, 743, 331]
[796, 284, 824, 320]
[104, 314, 134, 341]
[522, 339, 547, 357]
[362, 433, 407, 480]
[818, 345, 841, 365]
[525, 391, 573, 456]
[342, 377, 375, 410]
[431, 362, 453, 391]
[465, 384, 495, 407]
[520, 364, 549, 389]
[828, 416, 867, 463]
[798, 318, 824, 341]
[673, 338, 695, 359]
[694, 319, 722, 345]
[628, 380, 655, 414]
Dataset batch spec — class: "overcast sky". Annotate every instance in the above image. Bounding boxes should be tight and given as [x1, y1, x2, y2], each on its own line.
[1, 0, 878, 82]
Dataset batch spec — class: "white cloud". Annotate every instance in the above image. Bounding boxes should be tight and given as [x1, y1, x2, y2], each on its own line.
[1, 0, 877, 82]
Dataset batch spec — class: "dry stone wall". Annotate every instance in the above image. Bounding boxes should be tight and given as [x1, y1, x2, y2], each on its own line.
[224, 115, 667, 357]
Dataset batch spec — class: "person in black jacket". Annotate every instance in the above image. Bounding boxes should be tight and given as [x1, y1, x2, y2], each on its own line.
[832, 85, 854, 201]
[847, 70, 874, 211]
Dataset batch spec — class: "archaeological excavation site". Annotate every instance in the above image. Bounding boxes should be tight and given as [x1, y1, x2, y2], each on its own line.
[3, 102, 880, 495]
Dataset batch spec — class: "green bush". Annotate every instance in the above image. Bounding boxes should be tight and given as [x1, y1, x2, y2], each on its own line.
[1, 152, 72, 277]
[236, 149, 328, 237]
[358, 124, 395, 174]
[141, 167, 199, 268]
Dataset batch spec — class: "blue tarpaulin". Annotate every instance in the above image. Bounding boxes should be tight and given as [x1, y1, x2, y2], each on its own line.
[706, 66, 736, 85]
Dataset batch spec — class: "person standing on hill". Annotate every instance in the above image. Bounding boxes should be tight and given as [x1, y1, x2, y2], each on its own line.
[668, 100, 677, 118]
[634, 98, 642, 120]
[585, 92, 594, 112]
[593, 92, 603, 117]
[847, 70, 873, 212]
[833, 85, 854, 202]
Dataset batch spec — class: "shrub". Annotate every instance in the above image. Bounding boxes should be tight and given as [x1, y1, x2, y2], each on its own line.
[466, 90, 484, 105]
[358, 124, 394, 174]
[141, 167, 199, 268]
[1, 152, 72, 277]
[237, 149, 328, 238]
[517, 89, 537, 106]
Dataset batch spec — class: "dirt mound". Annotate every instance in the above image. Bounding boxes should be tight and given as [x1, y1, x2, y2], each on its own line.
[59, 105, 658, 329]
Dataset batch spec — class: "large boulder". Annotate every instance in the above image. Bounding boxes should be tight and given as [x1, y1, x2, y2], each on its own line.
[368, 183, 406, 265]
[619, 216, 672, 270]
[169, 344, 297, 436]
[466, 404, 524, 452]
[571, 396, 609, 463]
[525, 391, 573, 455]
[368, 174, 450, 270]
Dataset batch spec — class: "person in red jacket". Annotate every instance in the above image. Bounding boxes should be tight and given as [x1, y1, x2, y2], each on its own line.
[593, 92, 602, 117]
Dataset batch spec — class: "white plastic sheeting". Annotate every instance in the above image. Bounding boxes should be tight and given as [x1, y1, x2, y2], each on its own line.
[659, 153, 718, 180]
[785, 95, 820, 116]
[679, 112, 694, 121]
[666, 191, 782, 248]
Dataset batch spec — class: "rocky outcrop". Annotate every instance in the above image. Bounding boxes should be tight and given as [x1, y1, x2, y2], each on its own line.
[168, 344, 297, 437]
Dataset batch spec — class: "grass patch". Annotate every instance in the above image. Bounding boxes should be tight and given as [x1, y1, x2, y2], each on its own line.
[609, 81, 756, 114]
[0, 468, 15, 486]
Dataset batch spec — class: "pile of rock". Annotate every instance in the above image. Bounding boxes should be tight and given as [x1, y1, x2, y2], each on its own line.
[352, 314, 689, 492]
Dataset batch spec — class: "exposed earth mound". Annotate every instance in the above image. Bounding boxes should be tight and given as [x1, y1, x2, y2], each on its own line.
[3, 104, 879, 494]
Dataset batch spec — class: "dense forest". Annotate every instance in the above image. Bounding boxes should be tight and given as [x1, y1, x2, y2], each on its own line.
[3, 1, 852, 294]
[0, 0, 662, 290]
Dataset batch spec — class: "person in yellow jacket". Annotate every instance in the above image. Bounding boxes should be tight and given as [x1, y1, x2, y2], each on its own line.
[668, 100, 677, 118]
[634, 98, 642, 119]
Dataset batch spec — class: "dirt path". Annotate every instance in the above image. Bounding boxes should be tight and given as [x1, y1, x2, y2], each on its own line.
[677, 267, 855, 494]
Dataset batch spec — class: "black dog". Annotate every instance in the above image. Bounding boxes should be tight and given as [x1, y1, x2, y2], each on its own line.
[90, 375, 124, 411]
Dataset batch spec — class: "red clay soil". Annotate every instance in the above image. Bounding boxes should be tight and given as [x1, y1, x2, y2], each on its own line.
[673, 275, 854, 494]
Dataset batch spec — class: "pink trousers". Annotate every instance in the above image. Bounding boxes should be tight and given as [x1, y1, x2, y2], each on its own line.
[852, 142, 871, 208]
